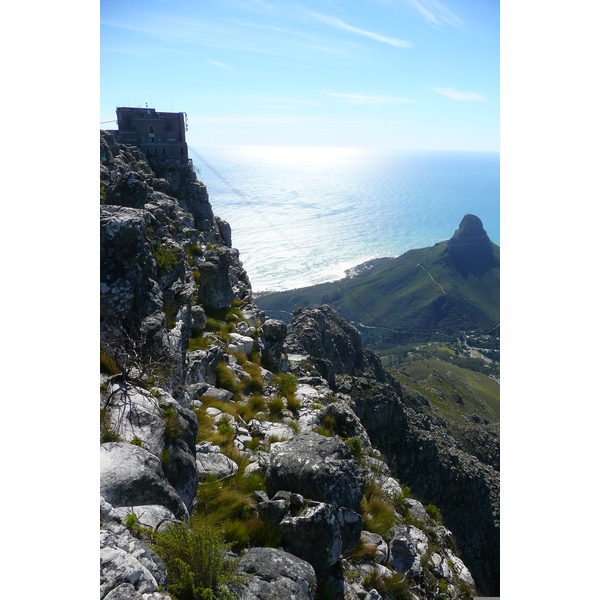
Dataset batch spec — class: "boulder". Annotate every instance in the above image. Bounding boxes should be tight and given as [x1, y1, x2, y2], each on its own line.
[110, 505, 177, 532]
[262, 319, 288, 343]
[100, 442, 187, 518]
[100, 523, 167, 599]
[266, 431, 365, 512]
[279, 502, 343, 575]
[360, 531, 389, 565]
[196, 442, 238, 481]
[388, 525, 429, 578]
[104, 384, 165, 458]
[228, 332, 254, 355]
[431, 552, 452, 579]
[232, 547, 317, 600]
[446, 549, 476, 588]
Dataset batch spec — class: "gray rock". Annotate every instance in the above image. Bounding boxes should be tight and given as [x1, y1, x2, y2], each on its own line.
[262, 319, 288, 343]
[266, 431, 365, 513]
[196, 442, 238, 481]
[431, 552, 452, 579]
[100, 442, 187, 518]
[405, 498, 430, 524]
[446, 549, 476, 588]
[279, 502, 343, 576]
[110, 505, 177, 532]
[228, 332, 255, 355]
[202, 386, 234, 403]
[100, 525, 167, 599]
[360, 531, 389, 564]
[232, 547, 317, 600]
[105, 384, 165, 458]
[388, 525, 429, 578]
[257, 498, 287, 525]
[104, 583, 143, 600]
[186, 347, 223, 386]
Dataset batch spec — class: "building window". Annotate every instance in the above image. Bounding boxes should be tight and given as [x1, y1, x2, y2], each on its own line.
[162, 148, 166, 156]
[148, 125, 154, 134]
[181, 147, 184, 155]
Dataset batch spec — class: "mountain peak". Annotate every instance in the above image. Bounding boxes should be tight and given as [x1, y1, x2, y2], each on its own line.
[445, 214, 496, 276]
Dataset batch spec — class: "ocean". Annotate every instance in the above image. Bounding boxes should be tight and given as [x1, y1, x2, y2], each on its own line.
[190, 146, 500, 292]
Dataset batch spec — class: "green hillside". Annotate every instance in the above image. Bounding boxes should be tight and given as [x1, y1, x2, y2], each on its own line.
[256, 234, 499, 346]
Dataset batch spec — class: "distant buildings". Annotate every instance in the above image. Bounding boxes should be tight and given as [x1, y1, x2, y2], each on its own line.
[113, 107, 189, 165]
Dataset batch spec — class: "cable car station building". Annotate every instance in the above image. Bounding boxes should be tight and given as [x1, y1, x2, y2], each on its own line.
[114, 107, 189, 165]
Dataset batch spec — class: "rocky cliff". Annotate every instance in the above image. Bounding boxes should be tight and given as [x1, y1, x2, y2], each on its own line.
[100, 131, 499, 599]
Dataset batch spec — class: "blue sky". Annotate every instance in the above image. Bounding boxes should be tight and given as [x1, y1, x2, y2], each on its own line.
[101, 0, 499, 150]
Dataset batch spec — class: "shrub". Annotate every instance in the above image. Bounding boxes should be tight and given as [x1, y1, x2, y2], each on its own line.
[130, 436, 143, 447]
[152, 518, 239, 600]
[345, 436, 363, 461]
[154, 244, 180, 273]
[425, 503, 443, 524]
[274, 373, 297, 401]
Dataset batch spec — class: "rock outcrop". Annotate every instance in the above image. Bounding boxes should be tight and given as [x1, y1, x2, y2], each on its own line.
[445, 213, 497, 276]
[100, 131, 497, 599]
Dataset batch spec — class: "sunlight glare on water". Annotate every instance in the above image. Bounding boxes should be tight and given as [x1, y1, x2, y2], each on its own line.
[193, 146, 500, 292]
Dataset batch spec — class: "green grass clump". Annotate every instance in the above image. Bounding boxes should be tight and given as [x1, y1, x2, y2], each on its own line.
[285, 394, 301, 414]
[152, 517, 239, 600]
[188, 335, 211, 352]
[237, 395, 266, 422]
[345, 436, 363, 461]
[242, 362, 264, 394]
[154, 244, 180, 273]
[267, 396, 285, 418]
[273, 372, 297, 401]
[215, 362, 244, 396]
[162, 408, 181, 440]
[425, 503, 443, 525]
[360, 479, 399, 538]
[313, 414, 335, 437]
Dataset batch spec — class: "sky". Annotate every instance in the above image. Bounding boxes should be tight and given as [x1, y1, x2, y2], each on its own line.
[100, 0, 499, 150]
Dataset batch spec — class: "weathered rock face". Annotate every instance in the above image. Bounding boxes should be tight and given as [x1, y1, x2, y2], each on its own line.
[100, 130, 251, 395]
[100, 521, 168, 599]
[232, 547, 317, 600]
[285, 306, 499, 596]
[266, 431, 366, 513]
[388, 525, 429, 578]
[285, 305, 364, 388]
[100, 131, 498, 598]
[100, 442, 188, 519]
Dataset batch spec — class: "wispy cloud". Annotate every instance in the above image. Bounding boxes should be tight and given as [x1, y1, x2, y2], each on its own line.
[205, 59, 233, 70]
[307, 11, 412, 48]
[429, 87, 486, 101]
[406, 0, 462, 29]
[324, 92, 415, 104]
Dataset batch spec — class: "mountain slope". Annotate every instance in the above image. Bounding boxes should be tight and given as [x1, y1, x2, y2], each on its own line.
[256, 215, 499, 344]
